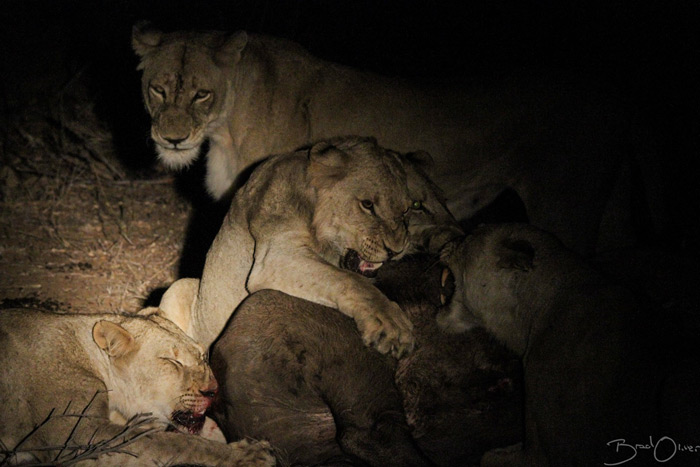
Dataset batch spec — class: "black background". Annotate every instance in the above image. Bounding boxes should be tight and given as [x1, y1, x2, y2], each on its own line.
[1, 0, 698, 247]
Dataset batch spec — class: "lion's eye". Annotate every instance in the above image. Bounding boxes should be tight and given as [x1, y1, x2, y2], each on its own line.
[360, 199, 375, 214]
[149, 85, 166, 99]
[160, 357, 183, 370]
[411, 200, 424, 211]
[194, 90, 212, 102]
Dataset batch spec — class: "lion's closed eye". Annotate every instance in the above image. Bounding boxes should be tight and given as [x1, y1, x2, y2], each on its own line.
[160, 357, 184, 370]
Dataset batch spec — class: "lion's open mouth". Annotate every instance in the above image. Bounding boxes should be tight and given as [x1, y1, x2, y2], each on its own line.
[343, 250, 383, 278]
[171, 410, 206, 435]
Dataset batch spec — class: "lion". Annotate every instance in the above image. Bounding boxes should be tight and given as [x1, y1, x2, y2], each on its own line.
[0, 307, 276, 466]
[436, 223, 670, 466]
[158, 136, 461, 356]
[132, 21, 661, 256]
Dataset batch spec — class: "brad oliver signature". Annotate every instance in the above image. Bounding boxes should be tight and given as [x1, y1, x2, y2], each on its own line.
[605, 436, 700, 465]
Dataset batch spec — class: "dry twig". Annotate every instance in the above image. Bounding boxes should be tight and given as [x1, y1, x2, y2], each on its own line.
[0, 391, 161, 467]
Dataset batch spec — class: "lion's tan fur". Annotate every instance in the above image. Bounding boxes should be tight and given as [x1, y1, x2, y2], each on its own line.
[132, 22, 654, 255]
[0, 307, 275, 466]
[438, 224, 664, 466]
[160, 137, 460, 356]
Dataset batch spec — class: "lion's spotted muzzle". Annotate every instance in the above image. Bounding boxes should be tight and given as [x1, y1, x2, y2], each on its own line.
[169, 378, 218, 435]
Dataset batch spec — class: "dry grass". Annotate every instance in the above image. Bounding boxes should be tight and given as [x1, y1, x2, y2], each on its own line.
[0, 392, 161, 466]
[0, 78, 210, 462]
[0, 73, 190, 314]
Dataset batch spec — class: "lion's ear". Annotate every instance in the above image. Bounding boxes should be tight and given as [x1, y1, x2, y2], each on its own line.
[93, 321, 137, 358]
[132, 21, 163, 57]
[215, 31, 248, 66]
[308, 142, 349, 189]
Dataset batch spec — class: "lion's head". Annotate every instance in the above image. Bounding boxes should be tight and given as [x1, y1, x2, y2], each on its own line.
[306, 137, 413, 278]
[402, 150, 464, 254]
[131, 21, 248, 169]
[92, 311, 217, 435]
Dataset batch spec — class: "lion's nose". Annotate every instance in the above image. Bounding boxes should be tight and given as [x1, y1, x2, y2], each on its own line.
[199, 374, 218, 399]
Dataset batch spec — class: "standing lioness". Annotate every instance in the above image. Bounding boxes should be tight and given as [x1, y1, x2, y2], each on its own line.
[132, 21, 658, 255]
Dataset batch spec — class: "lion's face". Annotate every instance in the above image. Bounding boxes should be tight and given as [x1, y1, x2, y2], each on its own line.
[308, 138, 412, 277]
[93, 313, 217, 434]
[132, 23, 248, 169]
[402, 151, 464, 253]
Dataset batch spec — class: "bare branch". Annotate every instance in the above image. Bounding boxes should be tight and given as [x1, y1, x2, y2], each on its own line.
[1, 392, 162, 467]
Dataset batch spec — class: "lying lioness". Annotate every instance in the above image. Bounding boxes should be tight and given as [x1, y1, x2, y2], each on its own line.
[0, 307, 275, 466]
[438, 224, 669, 466]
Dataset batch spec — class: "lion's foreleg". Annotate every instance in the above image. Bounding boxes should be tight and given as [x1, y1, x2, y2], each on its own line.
[194, 221, 255, 348]
[247, 240, 415, 357]
[62, 419, 275, 466]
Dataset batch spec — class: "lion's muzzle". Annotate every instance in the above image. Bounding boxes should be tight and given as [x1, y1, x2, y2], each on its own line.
[169, 373, 219, 434]
[343, 250, 384, 278]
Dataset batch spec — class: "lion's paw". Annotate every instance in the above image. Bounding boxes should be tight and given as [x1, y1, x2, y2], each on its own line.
[356, 299, 414, 358]
[199, 416, 227, 443]
[226, 438, 277, 466]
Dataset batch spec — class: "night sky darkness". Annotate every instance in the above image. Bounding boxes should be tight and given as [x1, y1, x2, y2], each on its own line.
[1, 0, 699, 246]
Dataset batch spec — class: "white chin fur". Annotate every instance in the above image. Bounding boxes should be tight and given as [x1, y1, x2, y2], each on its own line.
[156, 145, 201, 169]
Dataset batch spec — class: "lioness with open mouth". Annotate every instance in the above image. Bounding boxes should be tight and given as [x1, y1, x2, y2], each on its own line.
[161, 136, 461, 356]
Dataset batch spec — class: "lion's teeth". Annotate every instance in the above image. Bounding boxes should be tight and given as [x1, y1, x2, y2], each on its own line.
[359, 260, 382, 272]
[441, 268, 450, 287]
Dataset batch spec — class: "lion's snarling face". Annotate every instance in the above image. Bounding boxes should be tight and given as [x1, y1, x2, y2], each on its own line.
[132, 22, 247, 169]
[94, 312, 218, 435]
[307, 138, 413, 278]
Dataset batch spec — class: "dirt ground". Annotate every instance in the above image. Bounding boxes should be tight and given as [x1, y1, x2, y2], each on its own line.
[0, 83, 198, 315]
[0, 176, 189, 314]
